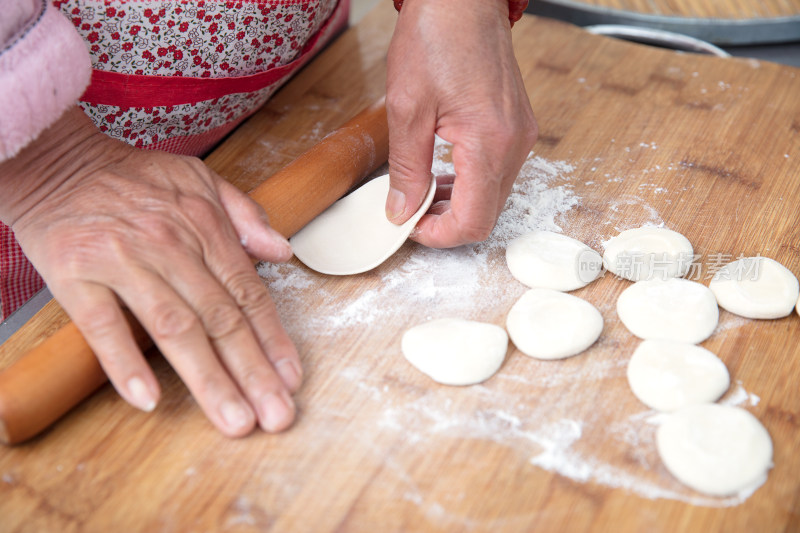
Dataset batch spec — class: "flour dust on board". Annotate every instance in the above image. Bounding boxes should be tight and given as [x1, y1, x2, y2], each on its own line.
[256, 138, 760, 512]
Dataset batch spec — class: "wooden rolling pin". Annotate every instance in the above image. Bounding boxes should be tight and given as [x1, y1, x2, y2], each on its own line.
[0, 98, 389, 445]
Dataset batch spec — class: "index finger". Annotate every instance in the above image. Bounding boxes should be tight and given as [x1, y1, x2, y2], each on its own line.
[410, 141, 507, 248]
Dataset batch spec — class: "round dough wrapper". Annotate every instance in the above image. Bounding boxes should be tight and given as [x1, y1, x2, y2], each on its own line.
[505, 231, 603, 291]
[603, 227, 694, 281]
[617, 278, 718, 344]
[290, 174, 436, 275]
[627, 340, 730, 412]
[401, 318, 508, 386]
[506, 288, 603, 360]
[709, 257, 800, 319]
[657, 404, 773, 496]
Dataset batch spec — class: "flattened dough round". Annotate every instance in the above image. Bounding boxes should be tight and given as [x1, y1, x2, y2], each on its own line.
[657, 404, 773, 496]
[709, 256, 799, 319]
[290, 174, 436, 275]
[401, 318, 508, 386]
[627, 340, 729, 412]
[506, 288, 603, 360]
[617, 278, 718, 344]
[603, 227, 693, 281]
[505, 231, 603, 291]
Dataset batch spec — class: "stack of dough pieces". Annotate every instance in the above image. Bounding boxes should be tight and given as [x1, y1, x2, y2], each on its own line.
[605, 226, 719, 344]
[505, 231, 603, 291]
[506, 288, 603, 360]
[626, 340, 730, 412]
[616, 278, 719, 344]
[398, 221, 787, 497]
[504, 231, 604, 360]
[709, 256, 799, 319]
[401, 319, 508, 386]
[602, 226, 694, 281]
[625, 340, 770, 496]
[402, 230, 606, 385]
[288, 145, 791, 499]
[656, 404, 773, 496]
[604, 225, 776, 496]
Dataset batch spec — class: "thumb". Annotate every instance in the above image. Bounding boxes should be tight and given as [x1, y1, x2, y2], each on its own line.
[386, 99, 436, 225]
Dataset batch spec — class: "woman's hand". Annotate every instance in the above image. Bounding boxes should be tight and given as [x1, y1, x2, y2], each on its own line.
[385, 0, 538, 248]
[0, 107, 300, 437]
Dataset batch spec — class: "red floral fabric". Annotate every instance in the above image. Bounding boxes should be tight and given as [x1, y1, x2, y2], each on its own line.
[62, 0, 343, 152]
[58, 0, 335, 78]
[1, 0, 347, 319]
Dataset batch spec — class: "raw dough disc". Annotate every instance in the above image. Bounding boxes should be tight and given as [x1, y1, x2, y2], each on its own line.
[709, 256, 800, 319]
[627, 340, 730, 412]
[401, 318, 508, 386]
[290, 174, 436, 275]
[603, 227, 694, 281]
[505, 231, 603, 291]
[506, 288, 603, 360]
[617, 278, 719, 344]
[657, 404, 773, 496]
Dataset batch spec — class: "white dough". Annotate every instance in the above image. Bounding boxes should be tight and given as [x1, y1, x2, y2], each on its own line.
[657, 404, 773, 496]
[506, 288, 603, 360]
[709, 256, 799, 319]
[616, 278, 718, 344]
[603, 227, 694, 281]
[290, 174, 436, 275]
[505, 231, 603, 291]
[627, 340, 729, 412]
[401, 319, 508, 386]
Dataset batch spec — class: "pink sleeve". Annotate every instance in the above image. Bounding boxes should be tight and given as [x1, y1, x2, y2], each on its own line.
[0, 0, 92, 161]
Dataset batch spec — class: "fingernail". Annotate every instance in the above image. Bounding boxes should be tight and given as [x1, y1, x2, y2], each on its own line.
[261, 391, 295, 433]
[275, 359, 302, 391]
[220, 400, 252, 430]
[386, 187, 406, 222]
[267, 227, 293, 259]
[127, 376, 157, 412]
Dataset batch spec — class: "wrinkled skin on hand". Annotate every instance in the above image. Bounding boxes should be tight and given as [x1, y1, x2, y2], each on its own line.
[386, 0, 538, 248]
[0, 107, 301, 437]
[0, 0, 536, 438]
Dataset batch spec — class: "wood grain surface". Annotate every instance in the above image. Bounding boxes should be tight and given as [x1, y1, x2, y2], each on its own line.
[1, 3, 799, 531]
[565, 0, 800, 19]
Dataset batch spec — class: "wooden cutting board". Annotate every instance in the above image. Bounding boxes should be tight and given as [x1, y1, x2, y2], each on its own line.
[565, 0, 800, 19]
[1, 3, 799, 531]
[527, 0, 800, 45]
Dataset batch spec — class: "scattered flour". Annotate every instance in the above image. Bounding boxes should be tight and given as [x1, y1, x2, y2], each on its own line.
[254, 138, 764, 512]
[713, 313, 750, 336]
[364, 355, 761, 509]
[257, 263, 314, 292]
[366, 359, 762, 509]
[258, 136, 579, 330]
[722, 382, 761, 408]
[605, 195, 665, 230]
[486, 156, 578, 250]
[225, 496, 258, 527]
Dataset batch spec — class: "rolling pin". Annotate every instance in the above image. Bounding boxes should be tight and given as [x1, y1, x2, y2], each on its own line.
[0, 98, 389, 445]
